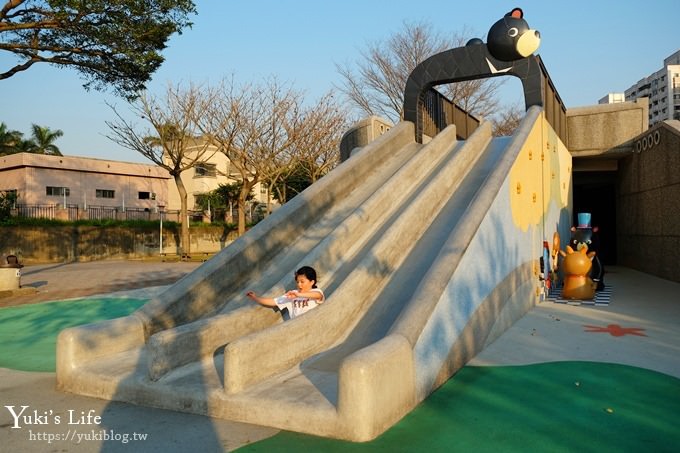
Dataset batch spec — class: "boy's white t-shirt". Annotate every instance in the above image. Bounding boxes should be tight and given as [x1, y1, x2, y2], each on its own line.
[275, 288, 324, 319]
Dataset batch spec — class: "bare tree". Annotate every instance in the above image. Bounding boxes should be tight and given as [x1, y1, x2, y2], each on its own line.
[295, 91, 349, 183]
[336, 21, 506, 124]
[201, 77, 303, 235]
[492, 103, 523, 136]
[105, 82, 214, 255]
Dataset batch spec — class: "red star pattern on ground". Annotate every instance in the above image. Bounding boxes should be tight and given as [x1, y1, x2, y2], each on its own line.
[583, 324, 647, 337]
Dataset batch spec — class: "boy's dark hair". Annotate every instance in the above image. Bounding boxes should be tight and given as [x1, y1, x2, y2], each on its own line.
[295, 266, 318, 288]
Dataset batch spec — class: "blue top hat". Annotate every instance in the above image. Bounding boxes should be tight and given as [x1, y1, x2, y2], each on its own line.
[577, 212, 591, 229]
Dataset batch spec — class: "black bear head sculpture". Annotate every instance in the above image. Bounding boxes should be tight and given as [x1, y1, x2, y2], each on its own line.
[486, 7, 540, 61]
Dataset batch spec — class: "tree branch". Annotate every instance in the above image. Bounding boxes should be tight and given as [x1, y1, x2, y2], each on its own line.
[0, 0, 26, 21]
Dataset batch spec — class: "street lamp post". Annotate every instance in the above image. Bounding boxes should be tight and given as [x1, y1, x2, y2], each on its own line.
[158, 204, 165, 257]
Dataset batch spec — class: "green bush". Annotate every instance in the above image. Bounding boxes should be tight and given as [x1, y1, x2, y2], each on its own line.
[0, 191, 18, 222]
[0, 216, 182, 229]
[0, 216, 68, 227]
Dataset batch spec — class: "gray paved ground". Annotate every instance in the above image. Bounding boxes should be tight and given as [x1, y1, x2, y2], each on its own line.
[1, 369, 278, 452]
[0, 260, 203, 307]
[471, 266, 680, 379]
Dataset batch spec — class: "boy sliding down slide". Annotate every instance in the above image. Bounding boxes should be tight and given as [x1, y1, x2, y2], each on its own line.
[246, 266, 324, 319]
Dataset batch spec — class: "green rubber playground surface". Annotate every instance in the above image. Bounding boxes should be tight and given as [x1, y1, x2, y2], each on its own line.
[2, 298, 679, 452]
[0, 297, 146, 372]
[237, 362, 680, 452]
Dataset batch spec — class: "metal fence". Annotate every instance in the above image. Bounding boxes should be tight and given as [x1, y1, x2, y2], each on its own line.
[15, 204, 56, 219]
[123, 207, 152, 221]
[12, 204, 268, 224]
[67, 205, 79, 221]
[87, 206, 118, 220]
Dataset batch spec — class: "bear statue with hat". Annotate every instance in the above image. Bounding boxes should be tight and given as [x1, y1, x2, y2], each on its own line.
[569, 213, 605, 291]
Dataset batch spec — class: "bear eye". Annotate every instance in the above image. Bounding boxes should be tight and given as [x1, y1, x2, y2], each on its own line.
[508, 27, 519, 37]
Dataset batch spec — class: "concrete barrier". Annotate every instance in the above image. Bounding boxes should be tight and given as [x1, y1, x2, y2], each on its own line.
[0, 267, 21, 290]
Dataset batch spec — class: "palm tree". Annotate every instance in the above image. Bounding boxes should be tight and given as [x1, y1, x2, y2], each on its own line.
[30, 124, 63, 156]
[0, 122, 23, 155]
[14, 139, 38, 153]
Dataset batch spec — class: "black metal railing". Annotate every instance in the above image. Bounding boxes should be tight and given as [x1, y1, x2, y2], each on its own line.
[537, 55, 567, 144]
[421, 88, 480, 140]
[415, 55, 567, 144]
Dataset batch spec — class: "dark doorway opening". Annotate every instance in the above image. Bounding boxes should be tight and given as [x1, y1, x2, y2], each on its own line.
[572, 171, 617, 265]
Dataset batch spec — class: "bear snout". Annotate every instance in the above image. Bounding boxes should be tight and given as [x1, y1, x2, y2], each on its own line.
[516, 28, 541, 58]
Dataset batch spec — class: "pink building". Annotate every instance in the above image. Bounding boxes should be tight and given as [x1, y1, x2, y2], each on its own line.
[0, 153, 170, 213]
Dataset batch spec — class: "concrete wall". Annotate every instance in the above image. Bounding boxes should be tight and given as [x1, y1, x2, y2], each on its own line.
[566, 98, 648, 156]
[339, 116, 394, 161]
[616, 120, 680, 283]
[406, 108, 572, 399]
[0, 225, 238, 264]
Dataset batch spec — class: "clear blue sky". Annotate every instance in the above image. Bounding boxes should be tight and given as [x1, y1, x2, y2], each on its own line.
[1, 0, 678, 164]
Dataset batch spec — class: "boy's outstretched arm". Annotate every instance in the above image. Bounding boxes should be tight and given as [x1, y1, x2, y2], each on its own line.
[246, 291, 276, 307]
[285, 290, 324, 301]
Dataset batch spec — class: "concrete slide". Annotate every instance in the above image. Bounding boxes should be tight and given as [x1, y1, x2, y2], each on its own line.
[57, 106, 572, 441]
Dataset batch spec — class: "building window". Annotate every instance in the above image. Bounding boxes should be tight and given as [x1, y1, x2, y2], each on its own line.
[138, 192, 156, 200]
[195, 163, 217, 177]
[96, 189, 115, 199]
[46, 186, 70, 197]
[194, 162, 217, 178]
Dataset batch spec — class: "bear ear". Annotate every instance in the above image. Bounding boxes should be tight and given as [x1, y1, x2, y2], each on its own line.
[570, 226, 577, 232]
[508, 7, 523, 19]
[593, 226, 599, 233]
